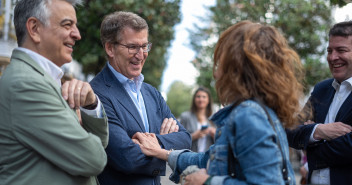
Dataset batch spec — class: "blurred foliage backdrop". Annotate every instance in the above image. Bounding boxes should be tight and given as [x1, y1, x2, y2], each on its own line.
[74, 0, 181, 89]
[166, 81, 193, 118]
[190, 0, 349, 102]
[72, 0, 350, 111]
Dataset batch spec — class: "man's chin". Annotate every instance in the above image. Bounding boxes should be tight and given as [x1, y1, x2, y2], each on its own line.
[54, 59, 72, 67]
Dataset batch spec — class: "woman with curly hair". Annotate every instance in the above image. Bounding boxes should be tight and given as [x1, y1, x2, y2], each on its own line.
[132, 21, 304, 185]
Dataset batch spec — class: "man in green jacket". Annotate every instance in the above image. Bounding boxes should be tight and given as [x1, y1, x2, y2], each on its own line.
[0, 0, 108, 185]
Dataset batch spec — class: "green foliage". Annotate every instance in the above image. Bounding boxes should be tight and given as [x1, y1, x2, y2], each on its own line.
[74, 0, 181, 89]
[166, 81, 193, 118]
[330, 0, 350, 7]
[190, 0, 334, 101]
[303, 57, 332, 93]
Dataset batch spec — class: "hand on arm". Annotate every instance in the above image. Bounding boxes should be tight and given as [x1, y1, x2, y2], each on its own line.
[132, 132, 169, 161]
[313, 122, 352, 140]
[304, 120, 315, 125]
[184, 169, 209, 185]
[61, 79, 97, 109]
[160, 118, 179, 135]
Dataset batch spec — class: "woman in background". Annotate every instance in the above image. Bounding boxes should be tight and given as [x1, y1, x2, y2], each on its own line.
[180, 87, 216, 152]
[133, 21, 304, 185]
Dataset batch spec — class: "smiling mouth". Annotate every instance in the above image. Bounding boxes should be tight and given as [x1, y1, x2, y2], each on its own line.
[130, 61, 141, 65]
[333, 63, 344, 68]
[65, 44, 73, 48]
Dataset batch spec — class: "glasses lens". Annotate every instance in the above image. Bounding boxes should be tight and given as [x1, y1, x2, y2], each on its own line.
[145, 43, 152, 52]
[128, 46, 138, 54]
[122, 43, 152, 54]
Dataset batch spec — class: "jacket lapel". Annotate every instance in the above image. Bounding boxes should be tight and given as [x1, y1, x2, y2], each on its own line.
[102, 66, 145, 131]
[335, 92, 352, 125]
[11, 50, 66, 107]
[141, 86, 159, 133]
[314, 85, 335, 124]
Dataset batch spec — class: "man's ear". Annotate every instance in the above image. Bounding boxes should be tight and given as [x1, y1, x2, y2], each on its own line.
[105, 42, 115, 58]
[26, 17, 41, 43]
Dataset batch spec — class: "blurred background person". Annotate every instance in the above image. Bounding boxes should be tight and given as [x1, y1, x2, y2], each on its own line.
[179, 87, 216, 152]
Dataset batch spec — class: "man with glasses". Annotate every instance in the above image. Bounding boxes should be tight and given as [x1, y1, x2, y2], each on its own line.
[90, 11, 191, 185]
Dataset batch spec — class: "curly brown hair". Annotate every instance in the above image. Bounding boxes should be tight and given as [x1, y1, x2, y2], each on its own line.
[213, 21, 304, 128]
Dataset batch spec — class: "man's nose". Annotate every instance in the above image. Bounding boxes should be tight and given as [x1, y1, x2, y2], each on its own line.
[71, 26, 81, 41]
[328, 51, 339, 61]
[135, 48, 145, 60]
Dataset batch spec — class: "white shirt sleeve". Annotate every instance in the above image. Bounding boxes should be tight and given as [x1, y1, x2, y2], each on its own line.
[80, 95, 103, 118]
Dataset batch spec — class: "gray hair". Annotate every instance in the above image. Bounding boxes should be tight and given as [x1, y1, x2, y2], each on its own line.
[100, 11, 149, 47]
[14, 0, 82, 46]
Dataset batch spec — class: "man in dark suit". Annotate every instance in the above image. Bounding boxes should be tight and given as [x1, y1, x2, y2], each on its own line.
[287, 21, 352, 185]
[90, 11, 191, 185]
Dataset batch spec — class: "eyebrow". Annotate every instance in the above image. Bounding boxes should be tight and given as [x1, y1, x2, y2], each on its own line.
[60, 19, 75, 25]
[126, 42, 149, 45]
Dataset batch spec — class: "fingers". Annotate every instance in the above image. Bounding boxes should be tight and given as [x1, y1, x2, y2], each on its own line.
[160, 118, 169, 135]
[132, 138, 141, 145]
[160, 118, 178, 135]
[168, 119, 178, 134]
[184, 169, 209, 185]
[61, 79, 96, 108]
[132, 132, 146, 140]
[314, 122, 352, 140]
[304, 120, 315, 125]
[173, 125, 179, 133]
[75, 108, 82, 126]
[335, 122, 352, 135]
[337, 122, 352, 130]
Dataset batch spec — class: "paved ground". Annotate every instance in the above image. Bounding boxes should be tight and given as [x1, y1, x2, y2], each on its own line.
[160, 164, 177, 185]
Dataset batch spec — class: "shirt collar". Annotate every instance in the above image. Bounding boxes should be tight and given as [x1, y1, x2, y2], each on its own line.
[332, 77, 352, 90]
[16, 47, 64, 86]
[107, 61, 144, 92]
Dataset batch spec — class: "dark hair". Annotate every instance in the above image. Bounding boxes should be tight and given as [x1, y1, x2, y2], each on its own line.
[190, 87, 213, 117]
[100, 11, 148, 47]
[213, 21, 304, 128]
[14, 0, 82, 46]
[329, 21, 352, 37]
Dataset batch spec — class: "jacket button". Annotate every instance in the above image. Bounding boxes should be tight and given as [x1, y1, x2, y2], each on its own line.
[210, 154, 215, 160]
[152, 170, 160, 175]
[218, 130, 221, 136]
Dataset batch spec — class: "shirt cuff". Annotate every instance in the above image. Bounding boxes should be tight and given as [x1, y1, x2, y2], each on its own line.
[80, 95, 103, 118]
[210, 176, 226, 185]
[309, 124, 320, 143]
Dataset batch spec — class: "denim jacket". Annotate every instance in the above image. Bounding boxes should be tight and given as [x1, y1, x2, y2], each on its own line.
[168, 100, 295, 185]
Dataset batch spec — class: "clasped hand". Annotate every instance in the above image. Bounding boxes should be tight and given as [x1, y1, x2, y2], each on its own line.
[61, 79, 96, 109]
[132, 118, 179, 160]
[313, 121, 352, 140]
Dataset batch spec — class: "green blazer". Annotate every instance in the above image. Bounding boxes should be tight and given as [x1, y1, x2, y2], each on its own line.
[0, 49, 108, 185]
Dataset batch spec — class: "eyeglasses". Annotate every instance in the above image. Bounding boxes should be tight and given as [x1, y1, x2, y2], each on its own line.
[114, 42, 152, 54]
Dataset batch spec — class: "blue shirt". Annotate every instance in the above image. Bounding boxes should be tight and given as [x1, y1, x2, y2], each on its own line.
[107, 62, 149, 132]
